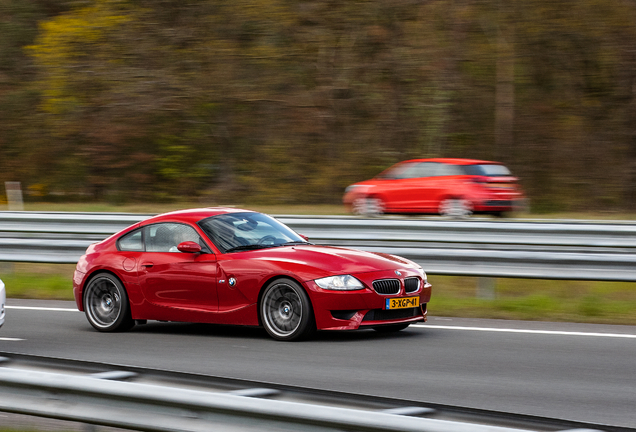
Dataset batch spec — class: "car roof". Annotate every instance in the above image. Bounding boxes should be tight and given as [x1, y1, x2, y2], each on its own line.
[141, 207, 255, 225]
[398, 158, 501, 165]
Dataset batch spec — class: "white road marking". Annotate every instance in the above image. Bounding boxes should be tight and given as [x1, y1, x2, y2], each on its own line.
[413, 324, 636, 339]
[6, 306, 78, 312]
[0, 337, 24, 341]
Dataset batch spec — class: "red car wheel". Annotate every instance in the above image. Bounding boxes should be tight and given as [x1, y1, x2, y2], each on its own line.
[260, 279, 315, 341]
[84, 273, 134, 332]
[353, 196, 385, 216]
[439, 197, 473, 218]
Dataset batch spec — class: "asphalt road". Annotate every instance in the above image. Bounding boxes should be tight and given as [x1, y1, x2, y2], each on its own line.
[2, 299, 636, 429]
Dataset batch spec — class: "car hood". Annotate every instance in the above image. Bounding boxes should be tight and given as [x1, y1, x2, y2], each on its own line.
[346, 179, 383, 191]
[247, 244, 419, 280]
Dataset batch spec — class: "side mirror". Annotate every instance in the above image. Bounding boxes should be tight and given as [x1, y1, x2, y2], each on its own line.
[299, 234, 309, 242]
[177, 241, 202, 253]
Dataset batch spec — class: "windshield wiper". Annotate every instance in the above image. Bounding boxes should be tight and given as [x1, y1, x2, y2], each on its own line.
[224, 244, 272, 253]
[279, 241, 313, 246]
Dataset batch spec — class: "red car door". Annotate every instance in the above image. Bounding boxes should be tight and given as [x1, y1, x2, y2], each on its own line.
[138, 223, 218, 312]
[424, 163, 460, 211]
[402, 162, 440, 211]
[384, 162, 431, 210]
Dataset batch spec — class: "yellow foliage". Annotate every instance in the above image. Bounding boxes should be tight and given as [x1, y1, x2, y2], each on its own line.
[27, 0, 134, 114]
[27, 184, 49, 198]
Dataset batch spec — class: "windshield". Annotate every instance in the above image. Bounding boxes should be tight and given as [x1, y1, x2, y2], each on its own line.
[461, 164, 512, 177]
[198, 212, 308, 253]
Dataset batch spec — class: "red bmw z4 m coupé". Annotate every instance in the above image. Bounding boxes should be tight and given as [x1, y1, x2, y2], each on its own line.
[73, 208, 431, 340]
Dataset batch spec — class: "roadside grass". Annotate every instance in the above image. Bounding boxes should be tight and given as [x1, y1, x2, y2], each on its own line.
[9, 202, 349, 216]
[429, 276, 636, 325]
[1, 263, 75, 301]
[1, 201, 636, 220]
[2, 264, 636, 325]
[517, 212, 636, 221]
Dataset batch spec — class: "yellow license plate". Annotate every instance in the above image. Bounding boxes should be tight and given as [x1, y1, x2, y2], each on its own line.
[385, 297, 419, 310]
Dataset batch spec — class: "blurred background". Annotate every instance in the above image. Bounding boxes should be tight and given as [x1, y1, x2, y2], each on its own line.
[1, 0, 636, 213]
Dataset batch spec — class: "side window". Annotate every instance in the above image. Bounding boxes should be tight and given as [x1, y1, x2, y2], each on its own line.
[411, 162, 439, 178]
[397, 163, 424, 179]
[118, 229, 143, 251]
[145, 223, 205, 253]
[382, 162, 419, 179]
[437, 163, 462, 176]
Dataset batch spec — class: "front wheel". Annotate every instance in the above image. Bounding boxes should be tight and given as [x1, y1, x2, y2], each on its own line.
[260, 279, 315, 341]
[373, 323, 410, 333]
[84, 273, 134, 332]
[366, 197, 385, 216]
[352, 196, 385, 216]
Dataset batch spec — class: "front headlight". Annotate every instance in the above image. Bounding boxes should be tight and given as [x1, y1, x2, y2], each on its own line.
[416, 267, 427, 281]
[314, 275, 364, 291]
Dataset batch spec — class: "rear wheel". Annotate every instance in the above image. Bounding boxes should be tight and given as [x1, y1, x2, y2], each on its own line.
[373, 323, 410, 333]
[261, 279, 315, 341]
[84, 273, 134, 332]
[439, 198, 472, 218]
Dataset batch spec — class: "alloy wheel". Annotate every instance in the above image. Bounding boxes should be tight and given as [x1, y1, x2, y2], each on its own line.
[84, 274, 133, 332]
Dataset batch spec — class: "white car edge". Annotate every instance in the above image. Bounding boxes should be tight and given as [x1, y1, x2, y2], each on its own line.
[0, 278, 5, 328]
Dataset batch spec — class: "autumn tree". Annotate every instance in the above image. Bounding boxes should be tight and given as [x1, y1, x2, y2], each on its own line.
[1, 0, 635, 211]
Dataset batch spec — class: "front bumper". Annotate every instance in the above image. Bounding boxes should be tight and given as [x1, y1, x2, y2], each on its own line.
[473, 196, 525, 212]
[73, 269, 86, 311]
[306, 269, 432, 331]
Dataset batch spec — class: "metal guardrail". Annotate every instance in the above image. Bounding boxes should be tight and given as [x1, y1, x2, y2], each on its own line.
[1, 211, 636, 281]
[0, 364, 603, 432]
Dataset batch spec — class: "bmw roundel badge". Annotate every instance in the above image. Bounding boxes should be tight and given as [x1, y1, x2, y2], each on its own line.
[229, 277, 236, 287]
[395, 270, 402, 276]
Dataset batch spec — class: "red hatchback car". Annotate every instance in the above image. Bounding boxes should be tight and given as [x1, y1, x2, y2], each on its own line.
[73, 208, 431, 341]
[343, 158, 525, 217]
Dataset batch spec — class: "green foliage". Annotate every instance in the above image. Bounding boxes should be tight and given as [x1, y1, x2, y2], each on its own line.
[0, 0, 636, 208]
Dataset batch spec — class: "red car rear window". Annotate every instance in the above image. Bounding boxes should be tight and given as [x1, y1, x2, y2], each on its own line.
[461, 164, 512, 177]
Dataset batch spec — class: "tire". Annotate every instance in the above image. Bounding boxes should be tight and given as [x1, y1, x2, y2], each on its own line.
[352, 196, 384, 216]
[83, 273, 134, 332]
[351, 197, 367, 215]
[367, 196, 385, 216]
[439, 197, 472, 218]
[260, 279, 315, 341]
[373, 323, 410, 333]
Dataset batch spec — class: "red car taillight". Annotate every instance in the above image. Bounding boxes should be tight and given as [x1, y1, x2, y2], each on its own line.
[470, 176, 519, 192]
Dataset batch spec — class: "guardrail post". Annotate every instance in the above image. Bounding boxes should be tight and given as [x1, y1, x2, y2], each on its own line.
[4, 182, 24, 211]
[477, 277, 496, 299]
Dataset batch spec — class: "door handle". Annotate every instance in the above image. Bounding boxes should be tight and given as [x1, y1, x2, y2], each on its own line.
[141, 262, 154, 268]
